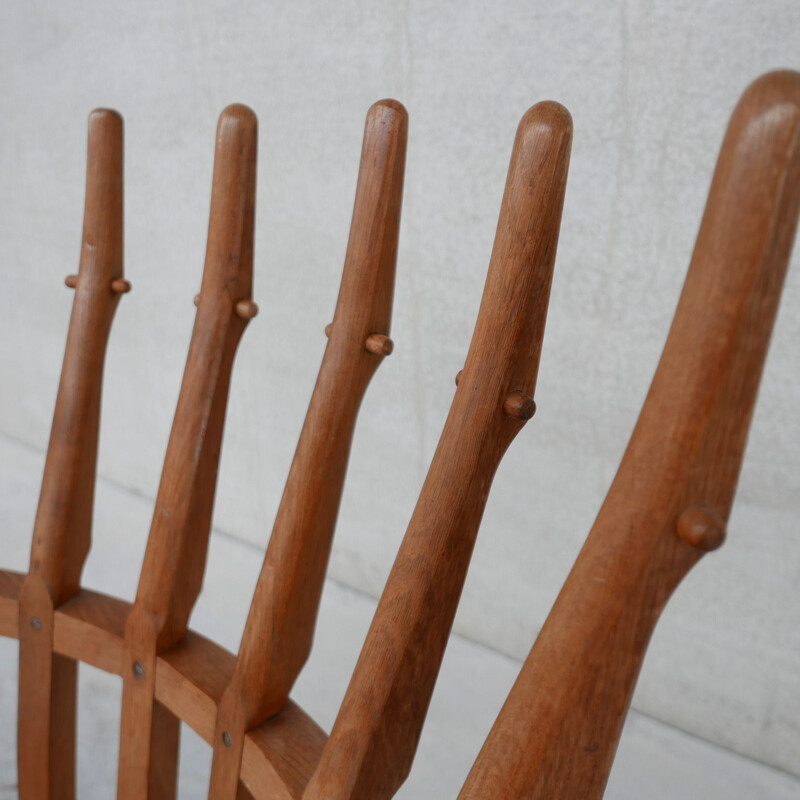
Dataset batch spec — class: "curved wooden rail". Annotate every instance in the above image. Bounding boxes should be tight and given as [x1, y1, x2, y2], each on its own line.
[460, 69, 800, 800]
[1, 569, 326, 799]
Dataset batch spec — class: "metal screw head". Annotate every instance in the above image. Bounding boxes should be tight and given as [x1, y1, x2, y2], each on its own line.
[133, 661, 145, 679]
[222, 731, 232, 748]
[30, 617, 42, 631]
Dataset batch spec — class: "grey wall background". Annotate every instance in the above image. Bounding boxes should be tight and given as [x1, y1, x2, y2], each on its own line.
[1, 0, 799, 778]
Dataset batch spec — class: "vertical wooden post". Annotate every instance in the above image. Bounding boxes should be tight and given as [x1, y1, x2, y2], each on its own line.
[460, 70, 800, 800]
[209, 99, 407, 799]
[17, 109, 125, 800]
[116, 104, 258, 800]
[303, 101, 573, 800]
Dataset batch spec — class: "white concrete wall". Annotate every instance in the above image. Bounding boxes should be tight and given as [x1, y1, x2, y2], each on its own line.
[1, 0, 799, 778]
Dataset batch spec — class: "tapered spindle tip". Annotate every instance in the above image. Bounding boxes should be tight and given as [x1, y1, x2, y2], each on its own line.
[87, 109, 124, 151]
[740, 70, 800, 110]
[366, 99, 409, 143]
[515, 102, 573, 169]
[218, 103, 258, 137]
[676, 505, 727, 552]
[518, 100, 573, 137]
[111, 278, 131, 294]
[236, 299, 259, 320]
[369, 98, 408, 120]
[365, 333, 394, 356]
[65, 274, 79, 289]
[88, 108, 123, 127]
[504, 390, 536, 421]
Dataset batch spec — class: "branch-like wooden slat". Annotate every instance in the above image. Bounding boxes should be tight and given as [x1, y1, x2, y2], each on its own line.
[209, 99, 408, 799]
[17, 108, 125, 800]
[116, 104, 258, 800]
[460, 69, 800, 800]
[302, 101, 573, 800]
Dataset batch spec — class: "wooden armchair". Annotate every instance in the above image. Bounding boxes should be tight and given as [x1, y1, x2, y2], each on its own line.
[1, 69, 798, 799]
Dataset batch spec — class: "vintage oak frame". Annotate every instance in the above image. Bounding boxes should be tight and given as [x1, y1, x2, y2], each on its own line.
[1, 69, 798, 799]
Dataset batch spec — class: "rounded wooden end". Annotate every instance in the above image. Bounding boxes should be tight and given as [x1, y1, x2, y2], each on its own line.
[193, 294, 201, 307]
[88, 108, 123, 126]
[111, 278, 131, 294]
[676, 505, 727, 552]
[235, 299, 259, 320]
[455, 369, 463, 387]
[365, 333, 393, 356]
[518, 100, 573, 143]
[369, 98, 408, 123]
[325, 323, 333, 338]
[218, 103, 258, 133]
[65, 274, 79, 289]
[504, 390, 536, 421]
[217, 103, 258, 148]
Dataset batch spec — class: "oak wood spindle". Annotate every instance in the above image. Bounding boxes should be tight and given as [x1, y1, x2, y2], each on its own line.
[117, 104, 258, 800]
[17, 108, 125, 800]
[303, 100, 573, 800]
[209, 99, 407, 799]
[460, 69, 800, 800]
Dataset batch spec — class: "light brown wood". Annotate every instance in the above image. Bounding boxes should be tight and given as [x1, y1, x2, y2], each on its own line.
[459, 69, 800, 800]
[303, 100, 572, 800]
[17, 108, 124, 800]
[4, 72, 797, 800]
[117, 103, 258, 800]
[0, 570, 327, 798]
[208, 99, 407, 799]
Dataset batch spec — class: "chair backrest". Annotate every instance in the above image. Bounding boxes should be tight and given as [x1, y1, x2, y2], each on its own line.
[1, 69, 798, 800]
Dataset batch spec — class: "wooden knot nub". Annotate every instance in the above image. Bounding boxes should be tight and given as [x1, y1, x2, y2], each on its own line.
[504, 390, 536, 421]
[192, 295, 258, 320]
[66, 275, 131, 293]
[676, 504, 727, 552]
[324, 327, 392, 355]
[365, 334, 393, 356]
[236, 299, 259, 320]
[455, 369, 463, 387]
[111, 278, 131, 294]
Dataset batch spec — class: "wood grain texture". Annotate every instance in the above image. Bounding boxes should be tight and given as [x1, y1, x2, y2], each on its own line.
[303, 101, 572, 800]
[459, 69, 800, 800]
[0, 573, 327, 799]
[17, 108, 125, 800]
[117, 103, 258, 800]
[209, 99, 407, 798]
[6, 73, 796, 800]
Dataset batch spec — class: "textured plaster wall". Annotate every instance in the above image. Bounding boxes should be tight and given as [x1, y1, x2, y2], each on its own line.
[1, 0, 799, 777]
